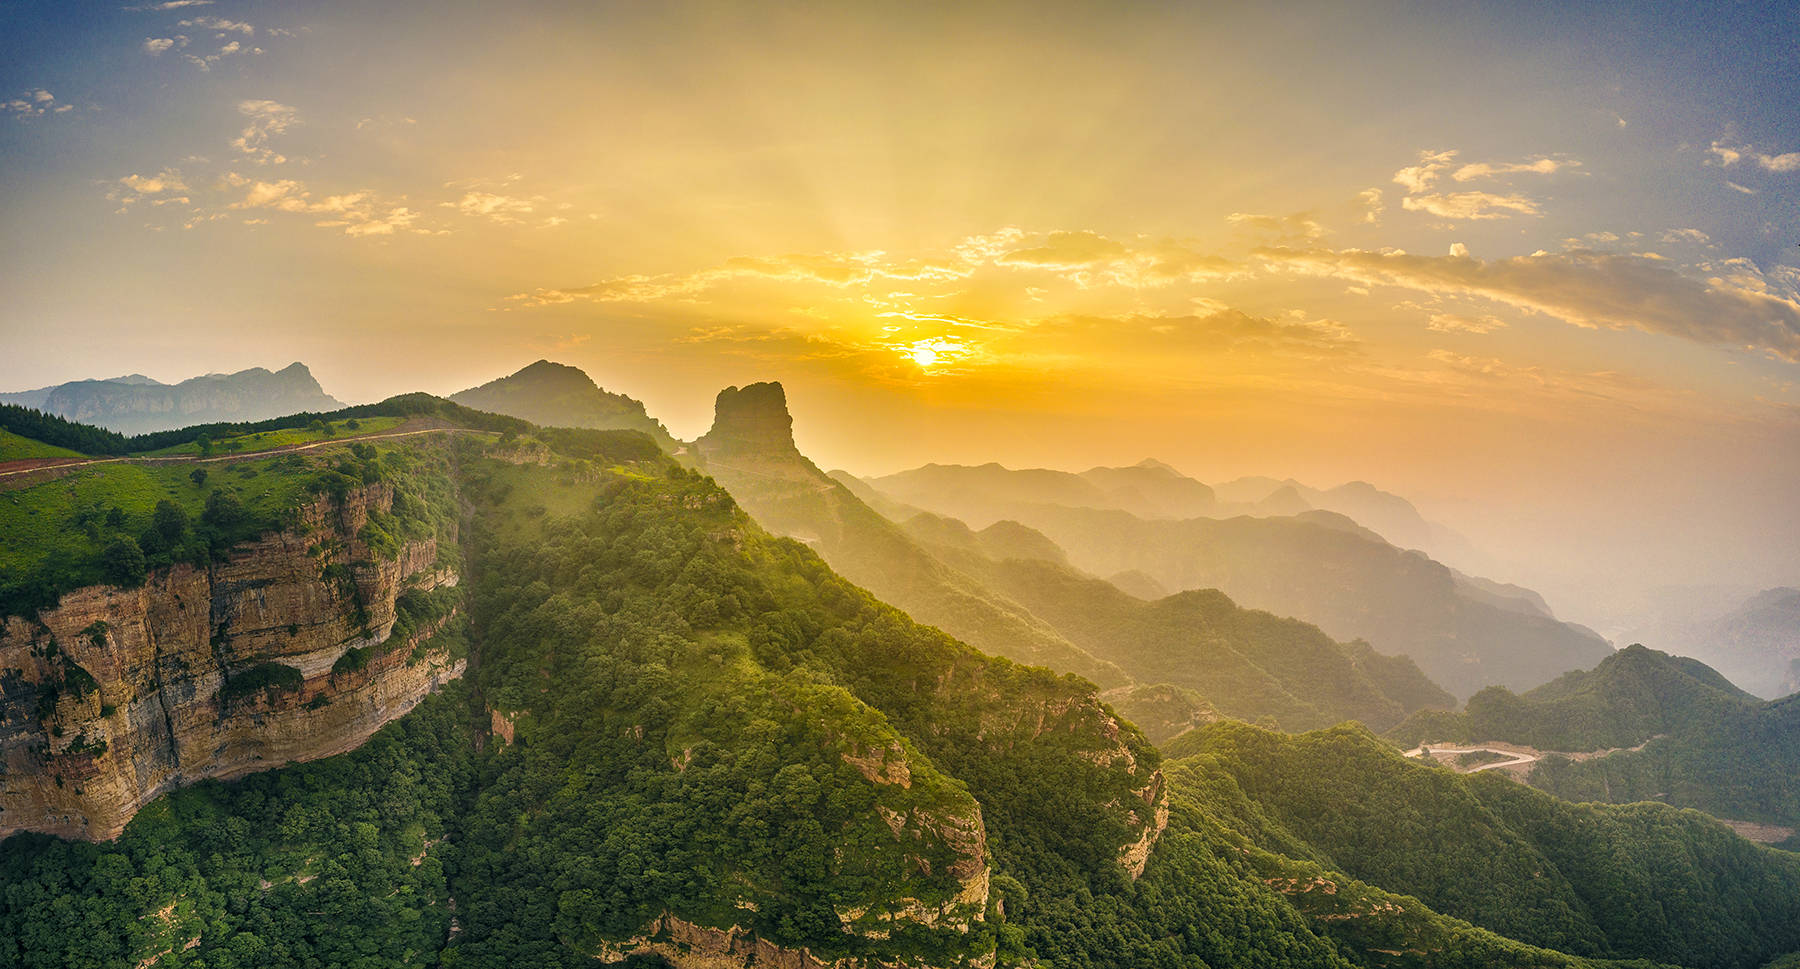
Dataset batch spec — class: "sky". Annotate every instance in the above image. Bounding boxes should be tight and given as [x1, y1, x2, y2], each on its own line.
[3, 0, 1799, 627]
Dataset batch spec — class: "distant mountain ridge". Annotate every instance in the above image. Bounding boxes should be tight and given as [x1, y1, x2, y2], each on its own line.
[448, 359, 676, 450]
[1388, 644, 1800, 842]
[861, 462, 1613, 697]
[0, 363, 344, 435]
[1388, 643, 1762, 752]
[690, 379, 1455, 737]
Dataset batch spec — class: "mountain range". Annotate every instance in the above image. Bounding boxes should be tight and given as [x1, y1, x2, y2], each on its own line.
[1616, 587, 1800, 699]
[1, 361, 1797, 968]
[856, 462, 1613, 698]
[0, 363, 344, 434]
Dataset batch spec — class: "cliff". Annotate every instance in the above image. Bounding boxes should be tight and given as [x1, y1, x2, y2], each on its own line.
[0, 481, 462, 840]
[694, 382, 802, 460]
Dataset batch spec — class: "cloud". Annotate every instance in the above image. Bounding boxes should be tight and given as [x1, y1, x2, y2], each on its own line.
[447, 192, 537, 223]
[1393, 149, 1457, 193]
[1358, 188, 1385, 224]
[1725, 181, 1757, 195]
[1226, 211, 1326, 241]
[1661, 228, 1711, 244]
[1400, 191, 1540, 220]
[1262, 246, 1800, 361]
[160, 30, 259, 71]
[506, 228, 1245, 311]
[1090, 309, 1357, 356]
[124, 0, 212, 9]
[1390, 149, 1553, 221]
[218, 173, 431, 236]
[1427, 313, 1508, 334]
[119, 170, 189, 194]
[1711, 139, 1800, 173]
[233, 99, 296, 164]
[1452, 157, 1578, 181]
[998, 229, 1129, 268]
[107, 168, 192, 211]
[340, 208, 420, 237]
[4, 90, 74, 118]
[994, 230, 1234, 287]
[178, 15, 252, 34]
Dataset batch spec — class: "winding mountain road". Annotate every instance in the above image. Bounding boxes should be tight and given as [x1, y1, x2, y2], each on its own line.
[1403, 745, 1541, 773]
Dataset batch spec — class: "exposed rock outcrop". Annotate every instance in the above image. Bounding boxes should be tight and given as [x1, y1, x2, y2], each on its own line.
[694, 382, 802, 460]
[591, 912, 994, 969]
[0, 483, 461, 840]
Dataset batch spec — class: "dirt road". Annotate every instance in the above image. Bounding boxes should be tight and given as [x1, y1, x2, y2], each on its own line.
[0, 425, 480, 481]
[1403, 744, 1541, 773]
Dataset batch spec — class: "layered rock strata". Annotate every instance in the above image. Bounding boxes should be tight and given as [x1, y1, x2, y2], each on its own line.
[0, 482, 461, 840]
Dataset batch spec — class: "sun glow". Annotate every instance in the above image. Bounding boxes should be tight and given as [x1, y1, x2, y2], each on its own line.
[896, 337, 972, 372]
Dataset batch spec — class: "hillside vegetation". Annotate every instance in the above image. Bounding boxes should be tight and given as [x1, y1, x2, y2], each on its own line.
[1385, 645, 1800, 839]
[1, 390, 1795, 969]
[1171, 721, 1800, 969]
[911, 516, 1452, 735]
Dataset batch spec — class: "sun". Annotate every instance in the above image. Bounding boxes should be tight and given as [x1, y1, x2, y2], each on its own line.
[910, 346, 940, 368]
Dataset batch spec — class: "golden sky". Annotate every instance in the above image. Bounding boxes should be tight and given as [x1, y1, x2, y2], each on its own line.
[3, 0, 1799, 614]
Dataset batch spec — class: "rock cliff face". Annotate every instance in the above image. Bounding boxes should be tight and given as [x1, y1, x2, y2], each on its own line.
[0, 482, 462, 840]
[694, 382, 802, 460]
[593, 912, 995, 969]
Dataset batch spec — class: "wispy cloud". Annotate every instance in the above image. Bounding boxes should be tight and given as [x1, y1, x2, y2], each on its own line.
[446, 192, 538, 224]
[1710, 139, 1800, 173]
[1226, 211, 1326, 242]
[507, 229, 1241, 308]
[1390, 149, 1564, 222]
[1263, 246, 1800, 361]
[178, 15, 252, 34]
[1427, 312, 1508, 334]
[4, 89, 76, 118]
[233, 99, 295, 164]
[107, 168, 192, 211]
[1452, 157, 1578, 181]
[1400, 191, 1541, 220]
[123, 0, 212, 9]
[223, 173, 432, 237]
[1393, 149, 1457, 193]
[1357, 188, 1385, 224]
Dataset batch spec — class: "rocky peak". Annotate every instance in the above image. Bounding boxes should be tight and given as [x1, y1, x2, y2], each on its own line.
[511, 359, 596, 389]
[695, 382, 799, 459]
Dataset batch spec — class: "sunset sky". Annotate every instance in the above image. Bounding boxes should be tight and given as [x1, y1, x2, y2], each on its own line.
[3, 1, 1799, 622]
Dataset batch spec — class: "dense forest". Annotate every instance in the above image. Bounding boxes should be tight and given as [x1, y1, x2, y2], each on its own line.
[1385, 646, 1800, 840]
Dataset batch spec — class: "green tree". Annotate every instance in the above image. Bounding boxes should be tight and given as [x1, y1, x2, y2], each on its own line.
[152, 500, 189, 543]
[101, 536, 147, 586]
[190, 467, 208, 487]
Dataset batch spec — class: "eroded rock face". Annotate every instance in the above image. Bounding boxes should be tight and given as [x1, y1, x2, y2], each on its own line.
[695, 382, 801, 459]
[0, 483, 462, 841]
[592, 912, 991, 969]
